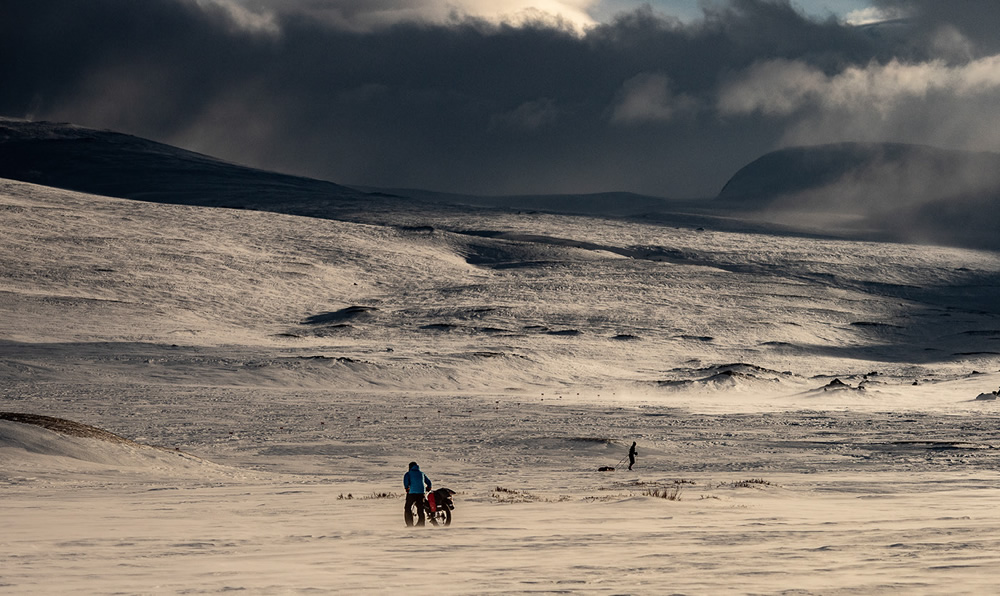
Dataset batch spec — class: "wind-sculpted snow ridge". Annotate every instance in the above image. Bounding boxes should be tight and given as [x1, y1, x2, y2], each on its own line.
[0, 412, 139, 444]
[650, 363, 799, 392]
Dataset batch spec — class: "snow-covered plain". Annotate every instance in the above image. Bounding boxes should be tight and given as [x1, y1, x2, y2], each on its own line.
[3, 162, 1000, 594]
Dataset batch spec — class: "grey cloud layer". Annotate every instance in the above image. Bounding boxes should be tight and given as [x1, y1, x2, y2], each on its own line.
[2, 0, 999, 197]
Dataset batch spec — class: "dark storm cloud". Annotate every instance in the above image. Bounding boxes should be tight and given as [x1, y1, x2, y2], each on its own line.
[873, 0, 1000, 58]
[1, 0, 998, 197]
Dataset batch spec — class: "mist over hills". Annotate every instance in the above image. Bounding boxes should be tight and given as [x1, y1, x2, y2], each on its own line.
[2, 118, 999, 250]
[719, 142, 1000, 250]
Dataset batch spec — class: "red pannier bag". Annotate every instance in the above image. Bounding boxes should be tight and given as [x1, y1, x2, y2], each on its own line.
[427, 492, 437, 513]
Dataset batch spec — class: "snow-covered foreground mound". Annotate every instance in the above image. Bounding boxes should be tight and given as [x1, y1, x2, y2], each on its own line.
[0, 413, 236, 484]
[4, 396, 1000, 594]
[5, 472, 1000, 594]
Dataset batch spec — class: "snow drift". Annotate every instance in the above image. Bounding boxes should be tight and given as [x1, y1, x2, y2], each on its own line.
[0, 412, 227, 479]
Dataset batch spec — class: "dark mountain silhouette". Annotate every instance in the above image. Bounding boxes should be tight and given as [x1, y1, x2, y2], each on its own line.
[0, 118, 394, 220]
[0, 118, 681, 221]
[718, 143, 1000, 203]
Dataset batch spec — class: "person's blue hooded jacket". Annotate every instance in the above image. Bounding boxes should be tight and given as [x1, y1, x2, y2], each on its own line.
[404, 463, 431, 494]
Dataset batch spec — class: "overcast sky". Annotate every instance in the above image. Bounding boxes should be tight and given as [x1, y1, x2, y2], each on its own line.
[3, 0, 1000, 197]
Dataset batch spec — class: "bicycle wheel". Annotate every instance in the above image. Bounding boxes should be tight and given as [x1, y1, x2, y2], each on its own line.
[440, 505, 452, 526]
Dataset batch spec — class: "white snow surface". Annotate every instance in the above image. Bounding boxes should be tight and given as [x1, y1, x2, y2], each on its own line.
[3, 176, 1000, 594]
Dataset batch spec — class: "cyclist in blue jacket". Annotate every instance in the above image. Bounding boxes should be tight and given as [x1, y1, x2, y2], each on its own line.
[404, 462, 432, 527]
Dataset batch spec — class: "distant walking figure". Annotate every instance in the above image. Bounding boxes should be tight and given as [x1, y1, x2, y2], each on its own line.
[628, 442, 637, 470]
[403, 461, 432, 527]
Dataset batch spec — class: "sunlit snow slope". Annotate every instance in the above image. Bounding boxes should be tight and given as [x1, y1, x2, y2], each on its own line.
[2, 173, 998, 398]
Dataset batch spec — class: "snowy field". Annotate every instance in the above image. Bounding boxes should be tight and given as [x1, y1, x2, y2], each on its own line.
[3, 175, 1000, 594]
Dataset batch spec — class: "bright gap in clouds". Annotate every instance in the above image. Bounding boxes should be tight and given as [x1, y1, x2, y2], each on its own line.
[419, 0, 884, 27]
[235, 0, 601, 31]
[228, 0, 883, 32]
[590, 0, 881, 26]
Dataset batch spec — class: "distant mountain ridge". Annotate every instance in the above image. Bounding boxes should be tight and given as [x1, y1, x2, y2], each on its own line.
[353, 186, 676, 217]
[1, 118, 998, 250]
[0, 118, 679, 221]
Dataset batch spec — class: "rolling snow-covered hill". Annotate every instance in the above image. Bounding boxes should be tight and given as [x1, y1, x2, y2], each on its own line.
[3, 174, 998, 395]
[8, 118, 1000, 252]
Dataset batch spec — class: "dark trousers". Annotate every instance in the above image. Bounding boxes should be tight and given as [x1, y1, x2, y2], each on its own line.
[405, 493, 426, 527]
